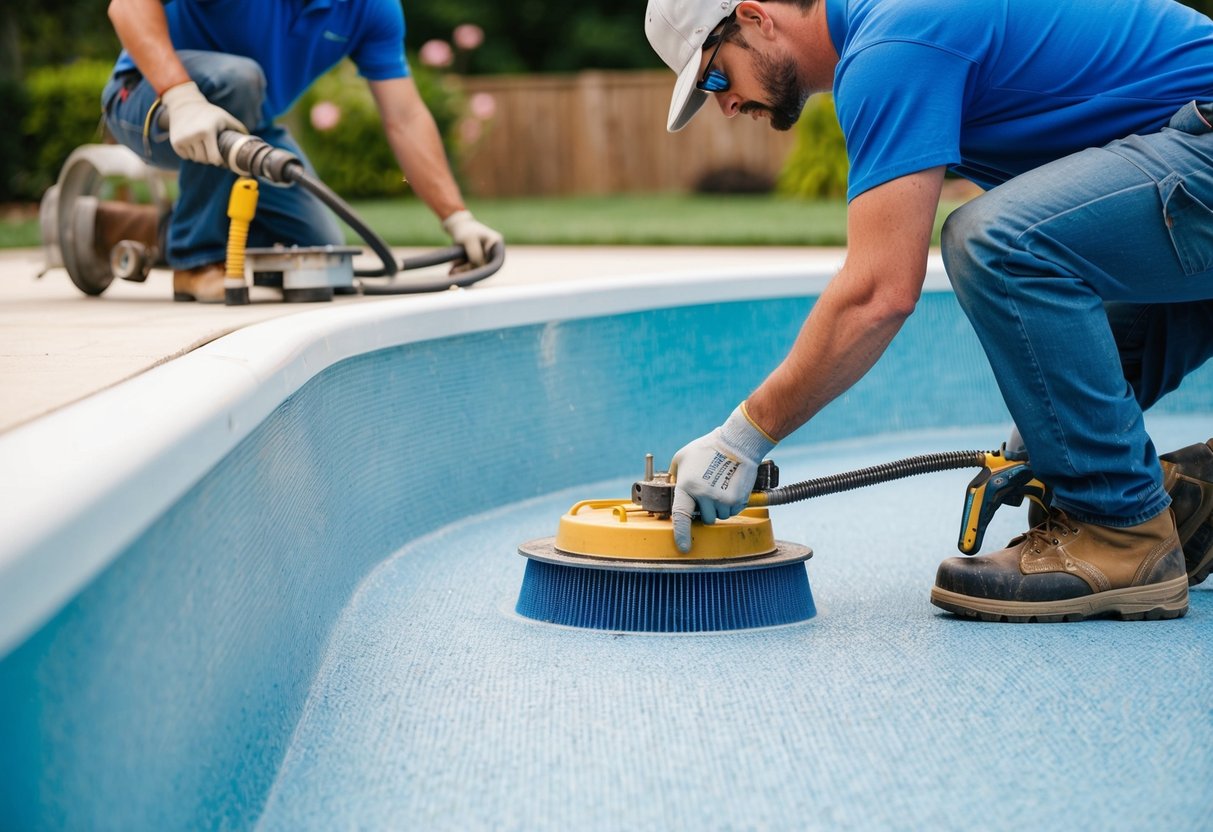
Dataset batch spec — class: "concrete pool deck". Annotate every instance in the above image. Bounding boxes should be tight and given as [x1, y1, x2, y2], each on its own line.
[0, 245, 845, 434]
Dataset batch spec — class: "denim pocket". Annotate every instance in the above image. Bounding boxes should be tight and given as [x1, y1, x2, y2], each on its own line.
[1158, 171, 1213, 275]
[1166, 100, 1213, 135]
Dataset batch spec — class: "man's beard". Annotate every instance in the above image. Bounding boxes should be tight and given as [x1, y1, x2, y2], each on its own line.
[741, 49, 806, 131]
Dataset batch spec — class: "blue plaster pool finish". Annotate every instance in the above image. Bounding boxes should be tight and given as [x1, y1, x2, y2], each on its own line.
[254, 423, 1212, 831]
[2, 290, 1211, 829]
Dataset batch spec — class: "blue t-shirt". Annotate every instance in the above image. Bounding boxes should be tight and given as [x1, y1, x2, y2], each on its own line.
[112, 0, 410, 119]
[826, 0, 1213, 200]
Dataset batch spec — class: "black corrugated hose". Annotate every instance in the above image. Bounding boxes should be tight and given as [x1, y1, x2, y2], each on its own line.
[756, 450, 988, 506]
[215, 129, 504, 292]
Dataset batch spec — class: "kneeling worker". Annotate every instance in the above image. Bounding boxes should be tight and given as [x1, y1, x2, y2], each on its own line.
[645, 0, 1213, 621]
[102, 0, 502, 302]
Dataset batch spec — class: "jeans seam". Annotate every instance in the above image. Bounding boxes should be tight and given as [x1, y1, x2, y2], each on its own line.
[993, 244, 1079, 488]
[1009, 181, 1156, 248]
[1103, 145, 1163, 183]
[998, 171, 1164, 489]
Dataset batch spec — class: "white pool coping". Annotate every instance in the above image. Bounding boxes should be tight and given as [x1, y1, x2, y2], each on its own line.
[0, 258, 951, 656]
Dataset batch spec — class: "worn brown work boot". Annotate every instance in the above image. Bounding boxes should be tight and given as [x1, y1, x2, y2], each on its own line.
[931, 509, 1188, 622]
[94, 201, 160, 254]
[1159, 439, 1213, 586]
[1020, 439, 1213, 585]
[172, 263, 226, 303]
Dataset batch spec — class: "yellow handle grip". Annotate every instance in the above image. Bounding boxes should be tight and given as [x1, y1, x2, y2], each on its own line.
[225, 177, 259, 280]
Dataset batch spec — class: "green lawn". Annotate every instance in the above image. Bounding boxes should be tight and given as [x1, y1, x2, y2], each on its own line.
[0, 215, 40, 249]
[0, 194, 964, 250]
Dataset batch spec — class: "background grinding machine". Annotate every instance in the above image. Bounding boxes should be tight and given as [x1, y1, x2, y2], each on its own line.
[39, 132, 504, 302]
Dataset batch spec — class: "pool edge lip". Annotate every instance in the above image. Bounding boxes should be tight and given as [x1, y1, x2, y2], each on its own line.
[0, 260, 948, 658]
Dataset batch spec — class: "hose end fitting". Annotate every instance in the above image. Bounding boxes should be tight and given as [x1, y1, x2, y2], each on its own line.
[217, 131, 302, 184]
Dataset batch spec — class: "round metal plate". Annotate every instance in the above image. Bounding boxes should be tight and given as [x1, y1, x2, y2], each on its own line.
[518, 536, 813, 573]
[63, 196, 114, 296]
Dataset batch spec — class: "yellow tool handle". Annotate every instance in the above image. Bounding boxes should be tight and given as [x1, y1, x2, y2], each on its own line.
[225, 177, 258, 280]
[958, 451, 1049, 554]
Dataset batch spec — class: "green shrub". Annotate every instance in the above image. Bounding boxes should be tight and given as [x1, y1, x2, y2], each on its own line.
[13, 55, 464, 202]
[20, 60, 112, 200]
[291, 59, 465, 199]
[0, 77, 28, 201]
[777, 94, 849, 200]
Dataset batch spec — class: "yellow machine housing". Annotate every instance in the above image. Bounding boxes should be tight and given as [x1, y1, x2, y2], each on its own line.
[554, 499, 776, 561]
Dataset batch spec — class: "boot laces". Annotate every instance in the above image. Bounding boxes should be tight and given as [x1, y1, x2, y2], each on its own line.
[1023, 511, 1080, 560]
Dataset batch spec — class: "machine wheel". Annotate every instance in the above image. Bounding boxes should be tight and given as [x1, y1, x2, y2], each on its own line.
[62, 196, 114, 296]
[41, 144, 172, 297]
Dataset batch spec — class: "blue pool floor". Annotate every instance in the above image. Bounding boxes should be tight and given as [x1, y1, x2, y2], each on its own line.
[256, 417, 1213, 831]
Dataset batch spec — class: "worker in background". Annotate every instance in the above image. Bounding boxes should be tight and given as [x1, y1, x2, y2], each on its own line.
[102, 0, 502, 302]
[645, 0, 1213, 621]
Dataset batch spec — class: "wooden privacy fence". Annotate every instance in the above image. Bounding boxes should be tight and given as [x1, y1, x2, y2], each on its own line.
[456, 70, 798, 197]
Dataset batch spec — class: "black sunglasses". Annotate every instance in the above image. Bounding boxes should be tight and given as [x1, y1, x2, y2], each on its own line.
[696, 13, 736, 93]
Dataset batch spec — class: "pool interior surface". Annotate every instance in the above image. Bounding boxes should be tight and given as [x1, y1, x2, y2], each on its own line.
[255, 417, 1213, 831]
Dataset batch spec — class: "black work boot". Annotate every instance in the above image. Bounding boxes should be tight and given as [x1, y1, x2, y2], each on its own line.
[1159, 439, 1213, 586]
[932, 509, 1189, 622]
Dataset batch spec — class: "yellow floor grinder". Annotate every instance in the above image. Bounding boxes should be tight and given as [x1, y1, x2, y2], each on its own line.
[517, 456, 815, 633]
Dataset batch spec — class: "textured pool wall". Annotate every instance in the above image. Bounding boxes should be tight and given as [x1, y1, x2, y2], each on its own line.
[2, 292, 1211, 829]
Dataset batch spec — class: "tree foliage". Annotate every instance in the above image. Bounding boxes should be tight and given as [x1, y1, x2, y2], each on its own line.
[5, 0, 1211, 78]
[1, 0, 657, 79]
[1, 0, 119, 78]
[4, 0, 1213, 200]
[398, 0, 657, 75]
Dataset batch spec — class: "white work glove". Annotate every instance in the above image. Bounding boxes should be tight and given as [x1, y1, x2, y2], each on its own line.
[441, 209, 503, 266]
[161, 81, 247, 167]
[669, 403, 777, 553]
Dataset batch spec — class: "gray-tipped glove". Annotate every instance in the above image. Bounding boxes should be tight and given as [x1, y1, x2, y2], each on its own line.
[442, 209, 503, 266]
[669, 403, 777, 553]
[161, 81, 247, 167]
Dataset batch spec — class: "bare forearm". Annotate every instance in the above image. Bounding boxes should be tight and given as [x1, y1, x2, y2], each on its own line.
[384, 109, 465, 221]
[746, 267, 914, 440]
[370, 77, 468, 221]
[746, 168, 944, 441]
[107, 0, 189, 93]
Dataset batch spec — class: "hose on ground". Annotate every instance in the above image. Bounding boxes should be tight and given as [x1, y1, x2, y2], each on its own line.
[215, 130, 503, 291]
[289, 169, 398, 278]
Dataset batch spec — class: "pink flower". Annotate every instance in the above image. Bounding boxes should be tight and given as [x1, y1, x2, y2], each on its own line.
[419, 39, 454, 68]
[453, 23, 484, 51]
[468, 92, 497, 121]
[309, 101, 341, 131]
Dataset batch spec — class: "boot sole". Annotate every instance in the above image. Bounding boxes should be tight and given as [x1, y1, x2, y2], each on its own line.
[172, 292, 224, 304]
[930, 575, 1189, 623]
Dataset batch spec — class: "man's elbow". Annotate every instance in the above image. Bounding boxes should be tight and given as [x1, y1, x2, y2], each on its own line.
[876, 284, 921, 323]
[885, 254, 931, 317]
[107, 0, 128, 26]
[847, 267, 923, 325]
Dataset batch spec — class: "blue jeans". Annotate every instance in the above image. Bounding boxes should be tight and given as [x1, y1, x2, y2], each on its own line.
[101, 51, 343, 270]
[942, 101, 1213, 527]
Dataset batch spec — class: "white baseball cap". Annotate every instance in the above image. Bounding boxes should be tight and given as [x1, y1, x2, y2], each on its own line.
[645, 0, 743, 132]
